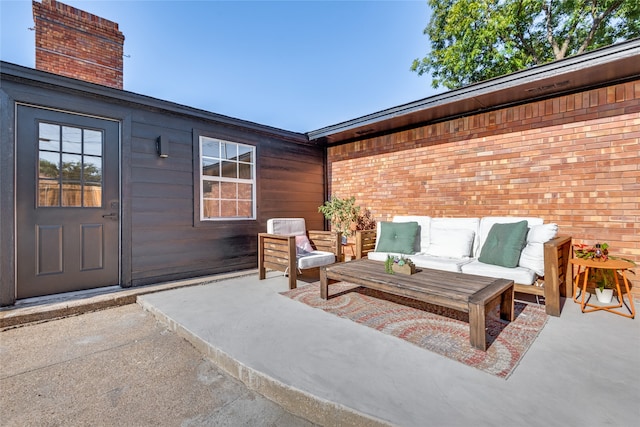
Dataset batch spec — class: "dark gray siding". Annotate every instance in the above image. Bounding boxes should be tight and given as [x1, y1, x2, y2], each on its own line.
[125, 109, 325, 286]
[0, 63, 325, 303]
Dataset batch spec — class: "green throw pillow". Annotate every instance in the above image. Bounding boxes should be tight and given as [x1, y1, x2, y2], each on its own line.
[376, 221, 419, 254]
[478, 221, 529, 268]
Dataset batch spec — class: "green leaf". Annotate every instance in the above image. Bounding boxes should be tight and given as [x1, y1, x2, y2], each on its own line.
[413, 0, 639, 89]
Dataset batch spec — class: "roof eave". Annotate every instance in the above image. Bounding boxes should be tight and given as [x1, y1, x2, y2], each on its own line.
[307, 38, 640, 145]
[0, 61, 311, 146]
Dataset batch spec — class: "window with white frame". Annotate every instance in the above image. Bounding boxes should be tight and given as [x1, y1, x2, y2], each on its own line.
[199, 136, 255, 220]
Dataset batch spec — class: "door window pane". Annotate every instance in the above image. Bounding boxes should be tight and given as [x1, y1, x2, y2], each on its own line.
[39, 123, 60, 151]
[61, 154, 82, 181]
[84, 130, 103, 155]
[83, 183, 102, 207]
[39, 179, 60, 207]
[61, 182, 82, 207]
[83, 155, 102, 183]
[62, 126, 82, 154]
[39, 152, 60, 179]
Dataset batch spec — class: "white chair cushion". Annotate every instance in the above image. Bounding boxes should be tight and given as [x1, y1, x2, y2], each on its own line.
[519, 223, 558, 276]
[461, 260, 537, 285]
[297, 251, 335, 269]
[424, 228, 475, 259]
[267, 218, 306, 236]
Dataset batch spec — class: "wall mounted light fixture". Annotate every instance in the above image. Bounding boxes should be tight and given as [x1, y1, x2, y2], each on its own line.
[157, 135, 169, 158]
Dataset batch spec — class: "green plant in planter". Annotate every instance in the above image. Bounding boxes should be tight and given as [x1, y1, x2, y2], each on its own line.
[384, 255, 416, 275]
[318, 196, 361, 241]
[385, 255, 395, 274]
[574, 242, 636, 291]
[592, 269, 614, 292]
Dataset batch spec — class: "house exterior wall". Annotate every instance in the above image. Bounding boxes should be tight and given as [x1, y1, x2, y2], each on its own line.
[327, 79, 640, 295]
[0, 66, 326, 304]
[33, 0, 125, 89]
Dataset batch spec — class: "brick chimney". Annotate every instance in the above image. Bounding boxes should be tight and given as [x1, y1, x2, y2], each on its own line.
[32, 0, 125, 89]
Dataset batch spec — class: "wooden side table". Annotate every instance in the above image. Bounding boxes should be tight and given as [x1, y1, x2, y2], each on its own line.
[341, 242, 356, 262]
[570, 257, 635, 319]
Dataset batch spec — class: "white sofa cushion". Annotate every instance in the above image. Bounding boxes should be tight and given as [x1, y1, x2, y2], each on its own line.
[519, 223, 558, 276]
[409, 255, 474, 273]
[461, 260, 537, 285]
[429, 217, 480, 256]
[368, 251, 406, 262]
[424, 227, 475, 259]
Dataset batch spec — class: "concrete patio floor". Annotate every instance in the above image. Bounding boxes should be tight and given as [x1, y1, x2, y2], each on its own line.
[2, 270, 639, 426]
[0, 302, 316, 427]
[137, 271, 640, 427]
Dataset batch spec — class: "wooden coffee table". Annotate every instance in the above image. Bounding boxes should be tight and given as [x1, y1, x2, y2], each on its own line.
[320, 259, 514, 351]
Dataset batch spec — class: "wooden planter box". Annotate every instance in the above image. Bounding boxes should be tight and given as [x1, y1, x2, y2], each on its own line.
[392, 263, 416, 275]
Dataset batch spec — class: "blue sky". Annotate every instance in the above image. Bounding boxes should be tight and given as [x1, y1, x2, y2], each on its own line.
[1, 0, 439, 132]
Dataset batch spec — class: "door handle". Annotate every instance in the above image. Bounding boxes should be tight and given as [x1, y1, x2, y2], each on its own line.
[102, 213, 119, 220]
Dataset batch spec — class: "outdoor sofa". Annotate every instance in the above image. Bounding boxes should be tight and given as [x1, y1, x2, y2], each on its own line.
[355, 216, 572, 316]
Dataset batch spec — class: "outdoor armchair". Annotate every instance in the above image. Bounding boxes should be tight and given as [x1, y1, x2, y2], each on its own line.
[258, 218, 342, 289]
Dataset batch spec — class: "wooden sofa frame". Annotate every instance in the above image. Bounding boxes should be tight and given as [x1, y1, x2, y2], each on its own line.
[355, 229, 572, 316]
[258, 230, 342, 290]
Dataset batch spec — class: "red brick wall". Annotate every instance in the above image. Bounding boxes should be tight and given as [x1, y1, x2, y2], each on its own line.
[33, 0, 125, 89]
[328, 80, 640, 293]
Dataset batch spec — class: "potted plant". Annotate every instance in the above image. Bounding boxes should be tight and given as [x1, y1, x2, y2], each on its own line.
[318, 196, 361, 244]
[385, 255, 416, 275]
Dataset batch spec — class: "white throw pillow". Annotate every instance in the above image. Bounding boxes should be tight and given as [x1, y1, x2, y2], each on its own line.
[519, 223, 558, 276]
[295, 235, 314, 256]
[425, 228, 475, 259]
[526, 223, 558, 243]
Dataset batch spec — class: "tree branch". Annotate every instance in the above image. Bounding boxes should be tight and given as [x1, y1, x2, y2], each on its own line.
[513, 0, 540, 63]
[542, 2, 561, 58]
[577, 0, 624, 54]
[557, 3, 587, 59]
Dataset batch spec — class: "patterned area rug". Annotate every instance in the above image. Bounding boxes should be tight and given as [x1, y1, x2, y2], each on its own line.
[281, 282, 548, 378]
